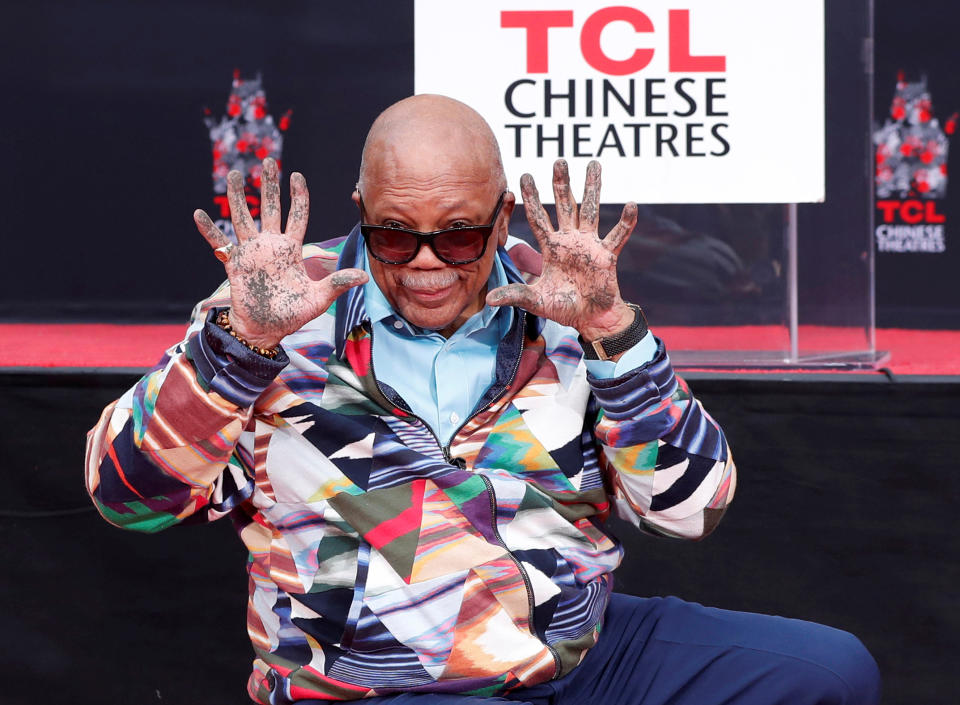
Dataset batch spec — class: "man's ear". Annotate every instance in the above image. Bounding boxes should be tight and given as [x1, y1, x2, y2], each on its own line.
[498, 191, 516, 246]
[351, 185, 361, 209]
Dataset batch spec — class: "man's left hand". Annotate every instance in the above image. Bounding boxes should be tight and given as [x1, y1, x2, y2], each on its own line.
[486, 159, 638, 343]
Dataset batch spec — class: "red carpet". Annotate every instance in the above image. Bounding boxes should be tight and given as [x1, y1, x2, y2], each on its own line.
[3, 324, 186, 369]
[3, 323, 958, 376]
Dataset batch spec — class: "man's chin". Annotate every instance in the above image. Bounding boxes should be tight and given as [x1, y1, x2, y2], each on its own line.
[396, 295, 483, 335]
[400, 302, 477, 336]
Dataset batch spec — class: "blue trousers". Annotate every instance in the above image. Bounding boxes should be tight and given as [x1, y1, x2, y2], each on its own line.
[364, 593, 881, 705]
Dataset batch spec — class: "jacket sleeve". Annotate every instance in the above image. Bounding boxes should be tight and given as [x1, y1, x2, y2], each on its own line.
[84, 286, 289, 533]
[589, 338, 736, 540]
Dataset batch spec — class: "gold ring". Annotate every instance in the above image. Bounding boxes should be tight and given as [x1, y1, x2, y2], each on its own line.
[214, 242, 235, 263]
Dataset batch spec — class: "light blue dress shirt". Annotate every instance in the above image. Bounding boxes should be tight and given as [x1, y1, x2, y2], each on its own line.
[362, 248, 657, 445]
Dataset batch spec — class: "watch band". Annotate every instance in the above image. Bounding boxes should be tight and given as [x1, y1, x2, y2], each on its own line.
[579, 304, 648, 361]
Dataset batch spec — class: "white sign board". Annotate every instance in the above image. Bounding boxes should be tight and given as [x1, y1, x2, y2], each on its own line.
[415, 1, 824, 204]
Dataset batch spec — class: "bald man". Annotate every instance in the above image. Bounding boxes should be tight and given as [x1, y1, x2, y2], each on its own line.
[87, 95, 879, 704]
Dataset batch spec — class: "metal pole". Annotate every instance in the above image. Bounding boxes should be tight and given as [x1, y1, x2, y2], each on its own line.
[787, 202, 799, 363]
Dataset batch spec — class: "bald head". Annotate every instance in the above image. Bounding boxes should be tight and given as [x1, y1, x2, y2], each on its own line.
[357, 95, 506, 195]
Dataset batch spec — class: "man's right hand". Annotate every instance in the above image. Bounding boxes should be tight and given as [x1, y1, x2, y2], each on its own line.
[193, 157, 368, 350]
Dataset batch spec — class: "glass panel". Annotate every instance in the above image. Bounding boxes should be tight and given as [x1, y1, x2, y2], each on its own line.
[793, 0, 884, 368]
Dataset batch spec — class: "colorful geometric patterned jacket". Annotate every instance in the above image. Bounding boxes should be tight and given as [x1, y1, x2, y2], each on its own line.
[85, 228, 736, 703]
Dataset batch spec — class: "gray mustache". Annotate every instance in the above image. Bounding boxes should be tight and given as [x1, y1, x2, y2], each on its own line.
[399, 271, 459, 290]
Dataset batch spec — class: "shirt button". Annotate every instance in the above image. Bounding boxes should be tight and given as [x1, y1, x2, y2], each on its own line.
[393, 320, 404, 330]
[449, 411, 460, 424]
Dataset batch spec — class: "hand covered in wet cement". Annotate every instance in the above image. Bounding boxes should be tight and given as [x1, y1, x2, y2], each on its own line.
[486, 159, 638, 344]
[193, 157, 367, 349]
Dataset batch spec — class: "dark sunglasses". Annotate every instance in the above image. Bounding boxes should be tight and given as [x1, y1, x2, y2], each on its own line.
[358, 191, 507, 265]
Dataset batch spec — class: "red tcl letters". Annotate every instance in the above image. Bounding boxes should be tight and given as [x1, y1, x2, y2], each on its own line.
[501, 7, 726, 76]
[877, 200, 946, 224]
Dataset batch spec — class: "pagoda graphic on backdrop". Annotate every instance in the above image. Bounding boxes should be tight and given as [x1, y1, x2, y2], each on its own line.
[874, 73, 955, 199]
[205, 71, 292, 242]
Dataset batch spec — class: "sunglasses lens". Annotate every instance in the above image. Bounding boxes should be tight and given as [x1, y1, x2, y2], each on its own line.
[433, 228, 488, 263]
[367, 229, 420, 263]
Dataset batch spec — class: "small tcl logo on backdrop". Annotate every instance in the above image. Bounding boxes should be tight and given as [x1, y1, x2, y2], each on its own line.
[501, 8, 726, 75]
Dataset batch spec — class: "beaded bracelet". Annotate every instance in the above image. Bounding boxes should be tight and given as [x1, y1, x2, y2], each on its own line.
[215, 310, 280, 359]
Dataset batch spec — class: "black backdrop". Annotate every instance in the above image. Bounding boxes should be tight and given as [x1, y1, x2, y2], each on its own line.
[4, 0, 414, 320]
[4, 0, 959, 327]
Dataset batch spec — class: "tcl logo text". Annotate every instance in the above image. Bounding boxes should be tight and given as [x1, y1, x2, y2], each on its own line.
[501, 8, 725, 75]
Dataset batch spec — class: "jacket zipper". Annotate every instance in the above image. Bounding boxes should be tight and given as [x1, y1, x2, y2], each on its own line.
[441, 310, 527, 456]
[368, 313, 560, 677]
